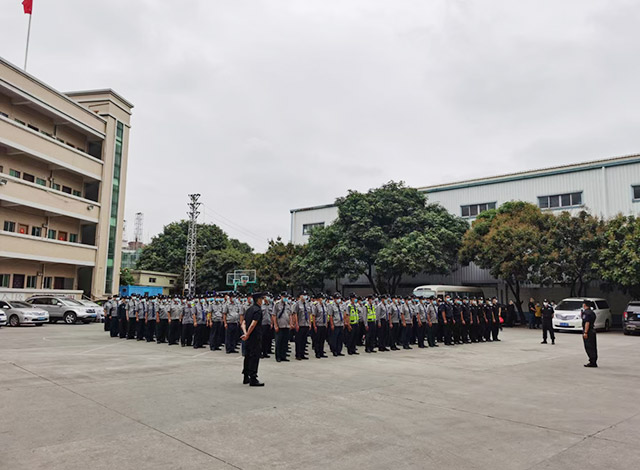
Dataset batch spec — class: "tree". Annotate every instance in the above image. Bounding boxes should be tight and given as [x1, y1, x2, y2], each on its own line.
[197, 246, 253, 294]
[252, 238, 304, 294]
[119, 267, 135, 286]
[459, 201, 553, 312]
[304, 181, 467, 294]
[539, 211, 604, 296]
[595, 215, 640, 299]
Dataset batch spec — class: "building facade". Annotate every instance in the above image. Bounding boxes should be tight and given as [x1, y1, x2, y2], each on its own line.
[119, 270, 178, 297]
[0, 57, 132, 300]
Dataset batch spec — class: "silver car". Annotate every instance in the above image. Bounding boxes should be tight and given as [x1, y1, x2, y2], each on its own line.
[77, 299, 103, 322]
[0, 309, 7, 327]
[0, 300, 49, 327]
[26, 296, 97, 324]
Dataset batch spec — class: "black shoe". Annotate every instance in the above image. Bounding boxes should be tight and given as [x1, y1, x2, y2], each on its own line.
[391, 347, 399, 351]
[418, 345, 426, 348]
[296, 357, 302, 361]
[243, 375, 250, 385]
[495, 339, 501, 341]
[337, 353, 345, 356]
[552, 340, 555, 345]
[333, 353, 338, 357]
[584, 363, 598, 368]
[403, 346, 412, 350]
[541, 341, 547, 344]
[301, 356, 309, 360]
[249, 379, 265, 387]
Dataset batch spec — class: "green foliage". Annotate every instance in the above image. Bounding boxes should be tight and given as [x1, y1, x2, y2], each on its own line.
[595, 215, 640, 298]
[252, 238, 304, 293]
[119, 267, 135, 286]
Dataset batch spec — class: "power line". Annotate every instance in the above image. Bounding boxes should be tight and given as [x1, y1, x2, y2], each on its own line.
[200, 203, 265, 244]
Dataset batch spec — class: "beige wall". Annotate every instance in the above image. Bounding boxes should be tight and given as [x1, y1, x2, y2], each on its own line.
[132, 271, 178, 288]
[0, 259, 77, 290]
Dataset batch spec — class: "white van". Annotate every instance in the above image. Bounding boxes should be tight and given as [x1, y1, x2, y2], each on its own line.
[413, 285, 485, 299]
[552, 298, 612, 332]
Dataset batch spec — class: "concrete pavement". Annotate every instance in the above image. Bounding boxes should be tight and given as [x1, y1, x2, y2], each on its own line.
[1, 324, 639, 470]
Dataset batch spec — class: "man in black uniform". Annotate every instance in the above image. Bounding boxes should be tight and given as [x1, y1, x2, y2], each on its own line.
[241, 292, 265, 386]
[581, 301, 598, 367]
[541, 299, 555, 345]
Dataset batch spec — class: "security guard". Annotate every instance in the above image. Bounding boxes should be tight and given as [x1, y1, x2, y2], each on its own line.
[180, 299, 194, 347]
[117, 296, 127, 339]
[581, 301, 598, 367]
[310, 294, 328, 358]
[272, 292, 292, 362]
[439, 296, 454, 346]
[145, 296, 157, 342]
[425, 296, 438, 347]
[415, 298, 427, 348]
[223, 294, 240, 354]
[388, 296, 401, 350]
[484, 299, 494, 342]
[491, 297, 502, 341]
[400, 297, 412, 349]
[241, 292, 266, 386]
[460, 298, 471, 344]
[156, 297, 169, 344]
[126, 295, 137, 339]
[168, 297, 181, 345]
[103, 296, 112, 332]
[208, 295, 224, 351]
[541, 299, 555, 345]
[376, 295, 389, 352]
[193, 298, 207, 349]
[328, 293, 345, 356]
[260, 295, 274, 358]
[292, 292, 311, 360]
[346, 294, 360, 355]
[364, 295, 377, 353]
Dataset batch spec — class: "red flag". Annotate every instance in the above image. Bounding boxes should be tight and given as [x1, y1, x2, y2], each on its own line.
[22, 0, 33, 15]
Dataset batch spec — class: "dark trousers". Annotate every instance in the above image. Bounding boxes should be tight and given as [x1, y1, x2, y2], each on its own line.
[426, 323, 436, 347]
[390, 323, 400, 349]
[225, 323, 238, 352]
[443, 320, 453, 345]
[242, 343, 261, 380]
[402, 323, 413, 347]
[261, 325, 273, 356]
[492, 321, 500, 341]
[583, 331, 598, 365]
[330, 326, 344, 355]
[460, 320, 470, 343]
[416, 322, 426, 347]
[110, 315, 119, 337]
[314, 326, 327, 357]
[181, 323, 194, 346]
[193, 324, 205, 348]
[169, 319, 180, 344]
[157, 319, 168, 343]
[410, 320, 417, 344]
[295, 326, 310, 358]
[209, 321, 224, 349]
[365, 321, 377, 351]
[347, 324, 359, 354]
[484, 320, 493, 341]
[469, 321, 478, 342]
[357, 322, 365, 346]
[275, 328, 289, 361]
[378, 319, 388, 350]
[136, 318, 145, 340]
[452, 320, 461, 343]
[146, 320, 156, 342]
[127, 317, 137, 339]
[542, 318, 555, 342]
[104, 315, 110, 331]
[118, 313, 127, 338]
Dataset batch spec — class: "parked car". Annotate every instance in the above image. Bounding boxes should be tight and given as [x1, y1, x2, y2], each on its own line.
[623, 301, 640, 335]
[77, 299, 103, 322]
[553, 298, 612, 332]
[0, 300, 49, 327]
[0, 309, 6, 327]
[26, 296, 97, 324]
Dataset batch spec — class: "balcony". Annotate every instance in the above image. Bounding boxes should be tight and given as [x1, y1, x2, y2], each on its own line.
[0, 174, 100, 223]
[0, 116, 103, 180]
[0, 231, 96, 266]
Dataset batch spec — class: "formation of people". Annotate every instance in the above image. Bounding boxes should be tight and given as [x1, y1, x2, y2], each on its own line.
[102, 291, 506, 358]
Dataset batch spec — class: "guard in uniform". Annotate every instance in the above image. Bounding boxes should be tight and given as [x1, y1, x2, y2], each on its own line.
[376, 296, 389, 352]
[346, 295, 360, 355]
[581, 301, 598, 367]
[491, 297, 502, 341]
[180, 299, 194, 347]
[312, 294, 329, 358]
[208, 295, 224, 351]
[105, 297, 118, 337]
[260, 295, 273, 358]
[126, 295, 137, 339]
[400, 298, 412, 349]
[328, 294, 345, 356]
[272, 292, 292, 362]
[364, 296, 377, 353]
[103, 296, 112, 332]
[439, 296, 454, 346]
[117, 296, 127, 339]
[193, 298, 207, 348]
[469, 298, 479, 343]
[241, 292, 266, 386]
[156, 297, 169, 343]
[415, 298, 427, 348]
[136, 296, 146, 341]
[168, 297, 181, 345]
[292, 292, 311, 360]
[426, 297, 438, 347]
[145, 297, 157, 342]
[484, 299, 494, 342]
[388, 297, 400, 350]
[460, 298, 471, 344]
[541, 299, 555, 345]
[223, 295, 240, 353]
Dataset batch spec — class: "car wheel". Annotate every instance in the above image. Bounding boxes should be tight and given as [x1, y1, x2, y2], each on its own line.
[63, 312, 77, 324]
[50, 319, 58, 323]
[9, 315, 20, 327]
[604, 319, 610, 332]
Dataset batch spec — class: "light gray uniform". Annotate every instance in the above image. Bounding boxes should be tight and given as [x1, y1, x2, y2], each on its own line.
[272, 300, 292, 328]
[389, 302, 400, 324]
[194, 302, 206, 325]
[293, 300, 311, 327]
[181, 303, 194, 324]
[126, 299, 136, 318]
[169, 300, 181, 320]
[426, 302, 438, 324]
[358, 303, 367, 323]
[210, 302, 223, 322]
[375, 301, 388, 322]
[224, 301, 241, 324]
[261, 301, 273, 326]
[104, 300, 116, 317]
[416, 302, 427, 323]
[400, 303, 412, 324]
[158, 301, 169, 320]
[312, 301, 329, 327]
[146, 300, 157, 321]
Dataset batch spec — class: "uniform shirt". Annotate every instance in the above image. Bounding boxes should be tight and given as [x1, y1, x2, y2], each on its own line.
[426, 303, 438, 323]
[181, 304, 194, 324]
[312, 301, 328, 327]
[462, 304, 471, 321]
[260, 302, 273, 326]
[157, 301, 169, 320]
[293, 300, 311, 327]
[210, 302, 223, 321]
[146, 300, 157, 321]
[194, 302, 207, 325]
[103, 300, 116, 317]
[329, 302, 344, 327]
[169, 300, 181, 320]
[581, 308, 596, 333]
[272, 300, 292, 328]
[541, 306, 554, 320]
[135, 299, 146, 320]
[375, 302, 388, 322]
[400, 303, 413, 324]
[126, 299, 137, 318]
[224, 301, 241, 324]
[244, 304, 263, 347]
[388, 302, 400, 323]
[416, 302, 427, 322]
[357, 303, 367, 323]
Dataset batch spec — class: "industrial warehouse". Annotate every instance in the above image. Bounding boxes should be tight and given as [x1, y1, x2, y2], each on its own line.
[290, 153, 640, 315]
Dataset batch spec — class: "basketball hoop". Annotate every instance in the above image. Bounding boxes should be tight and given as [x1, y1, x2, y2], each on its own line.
[240, 275, 249, 287]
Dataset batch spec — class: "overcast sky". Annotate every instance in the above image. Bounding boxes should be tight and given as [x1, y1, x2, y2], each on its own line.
[4, 0, 640, 251]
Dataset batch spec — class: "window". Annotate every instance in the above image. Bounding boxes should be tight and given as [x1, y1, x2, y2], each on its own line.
[302, 222, 325, 235]
[596, 300, 610, 310]
[18, 224, 28, 234]
[23, 173, 35, 183]
[0, 111, 8, 118]
[9, 169, 20, 178]
[461, 202, 496, 218]
[62, 186, 72, 194]
[69, 233, 78, 243]
[148, 277, 157, 283]
[36, 177, 46, 186]
[105, 121, 124, 294]
[169, 279, 175, 285]
[72, 189, 82, 197]
[538, 192, 583, 210]
[58, 231, 68, 242]
[43, 277, 52, 289]
[47, 229, 57, 239]
[51, 183, 60, 191]
[27, 123, 39, 132]
[0, 274, 9, 288]
[3, 221, 15, 232]
[633, 185, 640, 201]
[26, 276, 37, 288]
[31, 226, 42, 237]
[14, 118, 25, 126]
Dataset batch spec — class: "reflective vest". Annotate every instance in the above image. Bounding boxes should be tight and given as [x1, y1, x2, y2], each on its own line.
[366, 304, 376, 322]
[348, 305, 359, 325]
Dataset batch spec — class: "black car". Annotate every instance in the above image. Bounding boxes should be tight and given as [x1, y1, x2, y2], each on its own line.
[623, 301, 640, 335]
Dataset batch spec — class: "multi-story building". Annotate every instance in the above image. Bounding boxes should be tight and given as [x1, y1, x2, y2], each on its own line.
[0, 57, 132, 299]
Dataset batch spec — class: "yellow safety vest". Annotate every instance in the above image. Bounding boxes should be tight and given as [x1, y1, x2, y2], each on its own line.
[349, 305, 359, 325]
[366, 304, 376, 322]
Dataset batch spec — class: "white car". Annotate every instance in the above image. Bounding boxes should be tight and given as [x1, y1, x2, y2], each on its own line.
[77, 299, 103, 322]
[553, 298, 612, 332]
[0, 300, 49, 327]
[0, 309, 6, 327]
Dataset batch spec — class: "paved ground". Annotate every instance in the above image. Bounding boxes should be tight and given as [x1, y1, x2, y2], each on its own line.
[0, 324, 639, 470]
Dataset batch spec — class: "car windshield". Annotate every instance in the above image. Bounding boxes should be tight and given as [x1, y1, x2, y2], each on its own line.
[61, 299, 84, 306]
[415, 289, 436, 298]
[557, 300, 594, 310]
[10, 301, 33, 308]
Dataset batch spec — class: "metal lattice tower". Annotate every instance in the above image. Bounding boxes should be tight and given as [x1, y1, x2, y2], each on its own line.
[184, 194, 201, 296]
[134, 212, 144, 247]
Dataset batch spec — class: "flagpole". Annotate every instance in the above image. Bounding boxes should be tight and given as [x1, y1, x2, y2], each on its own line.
[24, 12, 32, 71]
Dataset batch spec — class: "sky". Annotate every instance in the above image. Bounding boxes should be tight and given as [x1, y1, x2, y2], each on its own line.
[3, 0, 640, 252]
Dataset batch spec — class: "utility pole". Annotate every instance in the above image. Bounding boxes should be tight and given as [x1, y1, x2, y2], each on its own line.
[184, 194, 201, 297]
[134, 212, 144, 249]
